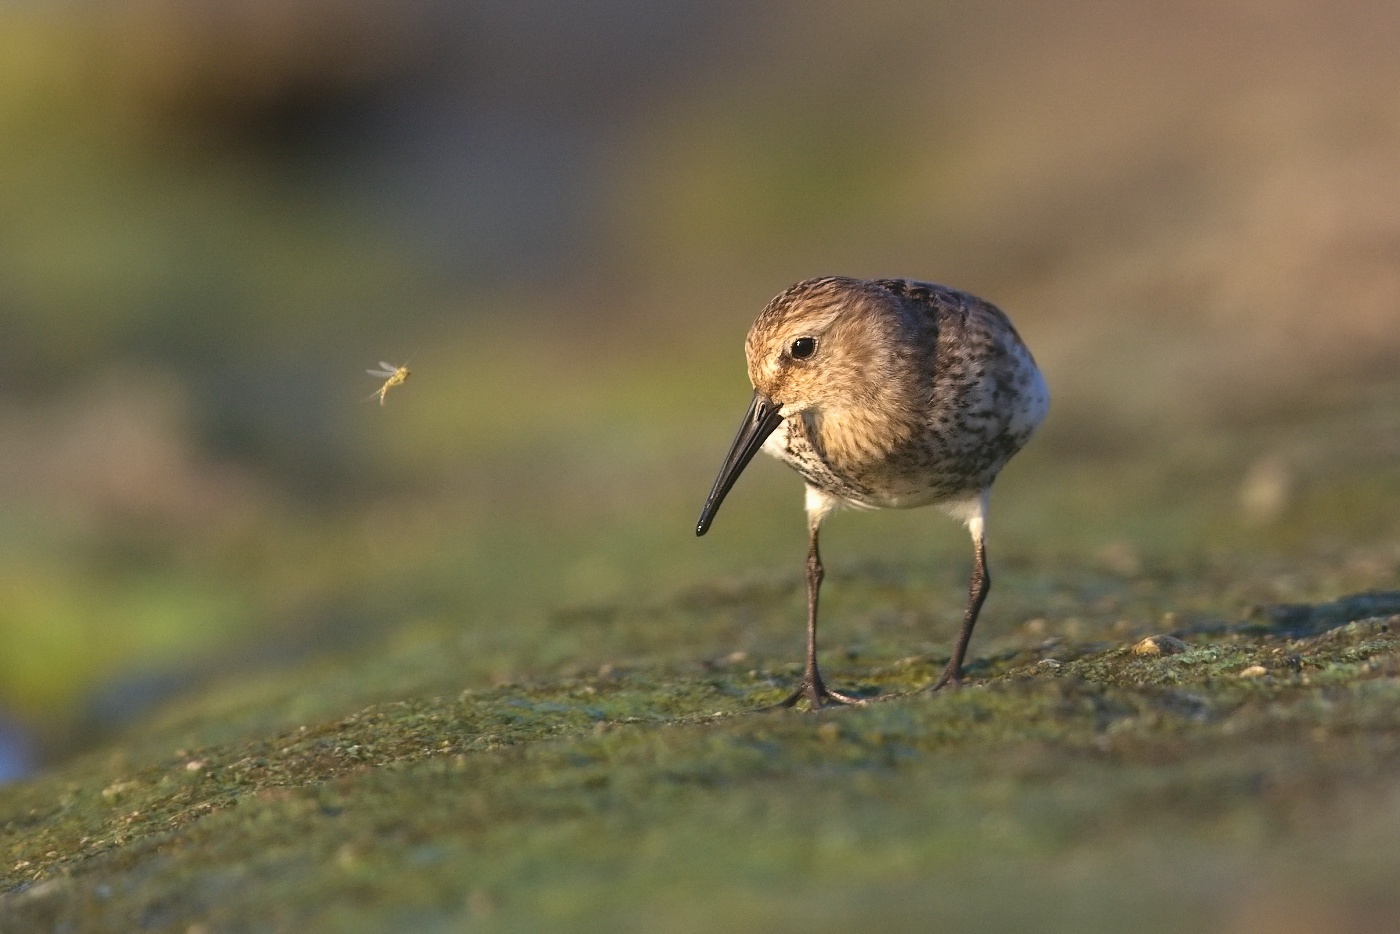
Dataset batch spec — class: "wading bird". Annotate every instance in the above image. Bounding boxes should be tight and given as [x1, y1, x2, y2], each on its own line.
[697, 277, 1048, 709]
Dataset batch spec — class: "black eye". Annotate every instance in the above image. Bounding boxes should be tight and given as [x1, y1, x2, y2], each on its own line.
[789, 337, 816, 360]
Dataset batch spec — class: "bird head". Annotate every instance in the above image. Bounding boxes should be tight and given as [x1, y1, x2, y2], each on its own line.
[744, 278, 905, 419]
[696, 277, 910, 535]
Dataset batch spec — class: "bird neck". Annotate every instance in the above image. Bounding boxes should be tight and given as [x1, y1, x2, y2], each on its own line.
[808, 395, 918, 470]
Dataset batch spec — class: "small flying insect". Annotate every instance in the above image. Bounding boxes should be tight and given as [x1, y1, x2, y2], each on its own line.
[365, 361, 411, 407]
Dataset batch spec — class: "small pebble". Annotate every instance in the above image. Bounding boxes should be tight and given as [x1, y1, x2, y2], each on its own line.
[1037, 658, 1062, 669]
[1132, 635, 1188, 656]
[16, 879, 62, 902]
[725, 651, 750, 664]
[1239, 454, 1294, 526]
[100, 781, 136, 802]
[1238, 664, 1268, 678]
[1099, 541, 1142, 576]
[335, 844, 361, 870]
[184, 760, 206, 773]
[467, 888, 497, 917]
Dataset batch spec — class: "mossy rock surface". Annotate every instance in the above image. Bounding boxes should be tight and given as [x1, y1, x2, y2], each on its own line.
[3, 566, 1400, 933]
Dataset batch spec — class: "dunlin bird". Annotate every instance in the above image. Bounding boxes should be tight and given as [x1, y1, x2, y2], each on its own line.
[696, 277, 1048, 708]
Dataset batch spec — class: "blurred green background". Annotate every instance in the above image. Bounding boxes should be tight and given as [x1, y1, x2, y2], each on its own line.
[1, 0, 1398, 780]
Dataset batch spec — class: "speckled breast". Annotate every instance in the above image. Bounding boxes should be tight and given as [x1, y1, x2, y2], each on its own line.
[761, 344, 1048, 511]
[762, 416, 956, 510]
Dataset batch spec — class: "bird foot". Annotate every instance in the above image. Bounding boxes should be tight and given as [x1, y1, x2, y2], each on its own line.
[923, 663, 964, 694]
[764, 675, 866, 711]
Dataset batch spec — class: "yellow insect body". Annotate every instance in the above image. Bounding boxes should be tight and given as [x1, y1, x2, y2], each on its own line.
[366, 361, 411, 406]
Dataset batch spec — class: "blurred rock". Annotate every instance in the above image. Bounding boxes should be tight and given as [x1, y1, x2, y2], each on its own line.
[1099, 542, 1143, 577]
[1132, 635, 1189, 656]
[1239, 454, 1295, 526]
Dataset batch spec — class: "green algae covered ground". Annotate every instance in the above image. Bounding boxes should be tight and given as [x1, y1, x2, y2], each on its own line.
[3, 551, 1400, 932]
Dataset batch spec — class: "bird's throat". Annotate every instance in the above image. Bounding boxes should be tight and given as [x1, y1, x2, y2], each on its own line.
[804, 403, 914, 474]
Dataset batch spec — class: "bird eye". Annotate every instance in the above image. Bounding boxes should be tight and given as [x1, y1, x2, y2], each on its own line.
[789, 337, 817, 360]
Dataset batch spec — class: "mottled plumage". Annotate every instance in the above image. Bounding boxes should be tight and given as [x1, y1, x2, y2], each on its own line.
[697, 276, 1048, 708]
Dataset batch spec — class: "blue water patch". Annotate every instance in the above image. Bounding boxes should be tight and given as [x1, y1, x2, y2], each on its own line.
[0, 715, 36, 784]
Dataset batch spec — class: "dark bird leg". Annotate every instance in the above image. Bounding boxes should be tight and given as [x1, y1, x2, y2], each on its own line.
[771, 519, 865, 710]
[928, 529, 989, 692]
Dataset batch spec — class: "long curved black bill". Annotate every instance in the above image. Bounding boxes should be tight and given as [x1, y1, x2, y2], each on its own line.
[696, 392, 785, 536]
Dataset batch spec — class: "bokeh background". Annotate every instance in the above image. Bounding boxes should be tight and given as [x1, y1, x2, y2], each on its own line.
[2, 0, 1399, 778]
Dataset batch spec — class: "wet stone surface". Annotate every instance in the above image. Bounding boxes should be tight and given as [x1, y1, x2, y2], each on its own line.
[0, 571, 1398, 933]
